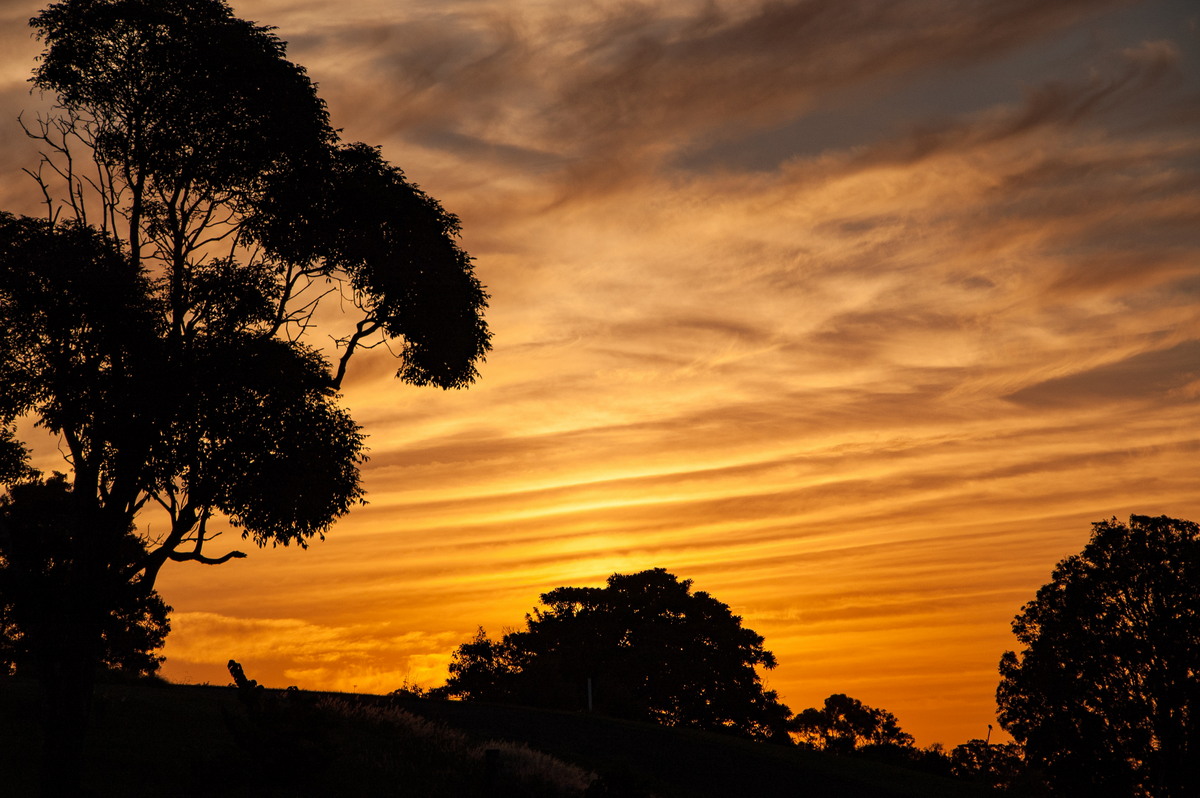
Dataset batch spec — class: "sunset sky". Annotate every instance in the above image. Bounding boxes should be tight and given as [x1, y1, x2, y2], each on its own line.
[2, 0, 1198, 747]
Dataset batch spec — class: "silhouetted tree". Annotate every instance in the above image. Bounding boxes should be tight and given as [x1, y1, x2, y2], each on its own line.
[439, 569, 792, 741]
[436, 627, 520, 702]
[950, 738, 1025, 791]
[0, 476, 170, 680]
[996, 515, 1198, 798]
[1, 0, 489, 791]
[789, 693, 914, 753]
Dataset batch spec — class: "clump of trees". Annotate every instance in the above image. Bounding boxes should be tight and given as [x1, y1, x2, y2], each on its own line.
[949, 737, 1024, 791]
[0, 0, 489, 791]
[437, 569, 793, 742]
[789, 693, 914, 753]
[996, 514, 1198, 798]
[430, 513, 1198, 798]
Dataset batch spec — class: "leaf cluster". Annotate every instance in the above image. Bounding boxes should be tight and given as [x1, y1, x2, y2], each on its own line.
[32, 0, 333, 204]
[0, 213, 364, 555]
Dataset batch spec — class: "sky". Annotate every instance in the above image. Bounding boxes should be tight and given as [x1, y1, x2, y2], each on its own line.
[1, 0, 1198, 748]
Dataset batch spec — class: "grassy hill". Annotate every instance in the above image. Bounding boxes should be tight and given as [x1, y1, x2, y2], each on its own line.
[0, 678, 993, 797]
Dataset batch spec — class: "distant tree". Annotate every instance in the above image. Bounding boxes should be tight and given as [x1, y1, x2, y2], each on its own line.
[789, 693, 914, 753]
[1, 0, 489, 791]
[996, 515, 1198, 798]
[438, 569, 792, 742]
[950, 738, 1025, 791]
[436, 627, 520, 702]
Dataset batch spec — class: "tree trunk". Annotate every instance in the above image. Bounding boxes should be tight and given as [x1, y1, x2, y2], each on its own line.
[30, 610, 104, 796]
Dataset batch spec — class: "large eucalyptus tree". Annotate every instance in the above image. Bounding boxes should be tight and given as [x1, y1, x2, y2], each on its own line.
[0, 1, 489, 790]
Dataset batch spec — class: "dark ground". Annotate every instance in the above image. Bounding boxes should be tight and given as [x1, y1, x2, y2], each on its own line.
[0, 678, 994, 797]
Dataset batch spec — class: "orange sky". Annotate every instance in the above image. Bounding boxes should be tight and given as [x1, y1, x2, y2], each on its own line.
[2, 0, 1199, 748]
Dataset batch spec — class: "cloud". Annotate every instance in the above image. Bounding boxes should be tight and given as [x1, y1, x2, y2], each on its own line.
[262, 0, 1141, 199]
[1006, 339, 1200, 407]
[843, 38, 1185, 169]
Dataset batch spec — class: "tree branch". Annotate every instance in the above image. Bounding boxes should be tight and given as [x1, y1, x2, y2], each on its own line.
[167, 548, 247, 565]
[331, 316, 383, 390]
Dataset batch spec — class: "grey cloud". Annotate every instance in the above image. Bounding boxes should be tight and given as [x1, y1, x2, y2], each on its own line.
[807, 302, 986, 364]
[279, 0, 1137, 195]
[1005, 339, 1200, 407]
[405, 126, 566, 173]
[541, 0, 1132, 189]
[848, 38, 1186, 169]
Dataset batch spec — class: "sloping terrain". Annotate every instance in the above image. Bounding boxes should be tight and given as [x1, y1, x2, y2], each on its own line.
[391, 695, 986, 798]
[0, 680, 989, 797]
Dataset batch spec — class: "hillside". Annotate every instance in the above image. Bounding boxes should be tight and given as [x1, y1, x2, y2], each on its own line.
[0, 679, 992, 797]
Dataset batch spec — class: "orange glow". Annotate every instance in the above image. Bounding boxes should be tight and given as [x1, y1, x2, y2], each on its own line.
[3, 0, 1198, 749]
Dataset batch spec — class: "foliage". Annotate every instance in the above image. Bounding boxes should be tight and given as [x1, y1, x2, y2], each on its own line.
[0, 429, 34, 485]
[0, 0, 490, 644]
[996, 515, 1198, 798]
[0, 213, 367, 571]
[789, 693, 915, 753]
[5, 0, 488, 579]
[0, 475, 170, 679]
[950, 739, 1025, 791]
[438, 568, 792, 742]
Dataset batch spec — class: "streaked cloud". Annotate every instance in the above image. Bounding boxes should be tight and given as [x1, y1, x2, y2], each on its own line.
[1006, 339, 1200, 406]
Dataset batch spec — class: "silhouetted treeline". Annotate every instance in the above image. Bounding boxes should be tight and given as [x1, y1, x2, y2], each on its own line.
[433, 518, 1198, 796]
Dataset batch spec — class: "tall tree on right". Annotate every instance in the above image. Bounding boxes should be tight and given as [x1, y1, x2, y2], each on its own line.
[997, 515, 1198, 798]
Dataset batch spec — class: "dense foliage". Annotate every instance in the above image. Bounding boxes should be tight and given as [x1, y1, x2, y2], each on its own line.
[789, 693, 915, 753]
[0, 475, 170, 679]
[439, 569, 792, 741]
[949, 738, 1024, 791]
[997, 515, 1198, 798]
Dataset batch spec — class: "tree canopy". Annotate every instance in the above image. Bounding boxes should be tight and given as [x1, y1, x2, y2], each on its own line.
[2, 0, 489, 601]
[996, 515, 1198, 798]
[949, 738, 1024, 792]
[438, 569, 792, 742]
[789, 693, 915, 753]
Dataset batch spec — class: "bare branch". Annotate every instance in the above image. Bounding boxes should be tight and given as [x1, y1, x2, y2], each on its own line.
[168, 548, 247, 565]
[331, 316, 384, 390]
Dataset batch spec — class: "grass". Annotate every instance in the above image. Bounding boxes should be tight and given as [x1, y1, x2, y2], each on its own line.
[0, 678, 996, 797]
